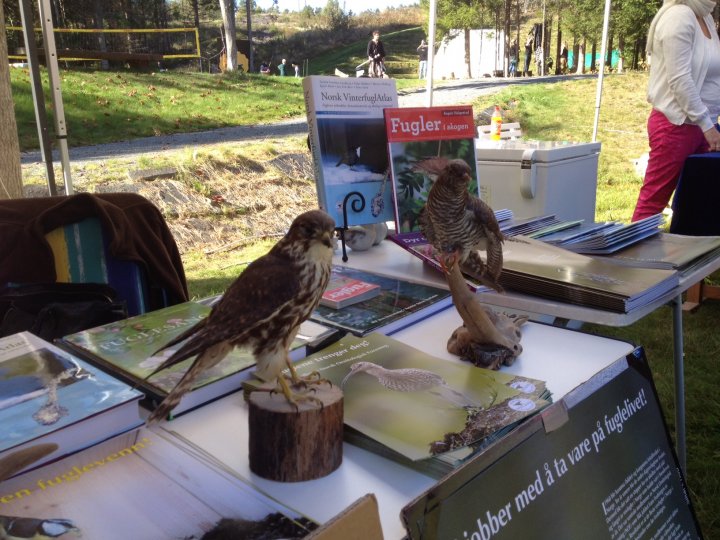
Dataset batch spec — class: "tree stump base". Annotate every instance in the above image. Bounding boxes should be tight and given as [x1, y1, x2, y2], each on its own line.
[248, 382, 343, 482]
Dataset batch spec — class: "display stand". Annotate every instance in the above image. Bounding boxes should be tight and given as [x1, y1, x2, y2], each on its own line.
[337, 191, 366, 262]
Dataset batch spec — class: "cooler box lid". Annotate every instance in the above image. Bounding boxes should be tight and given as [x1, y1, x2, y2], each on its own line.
[475, 140, 601, 163]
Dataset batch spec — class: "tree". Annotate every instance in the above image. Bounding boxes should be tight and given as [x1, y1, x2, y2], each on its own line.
[219, 0, 237, 71]
[0, 1, 23, 199]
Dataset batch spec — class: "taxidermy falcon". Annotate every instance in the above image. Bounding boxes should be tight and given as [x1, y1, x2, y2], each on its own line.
[417, 157, 505, 293]
[146, 210, 336, 423]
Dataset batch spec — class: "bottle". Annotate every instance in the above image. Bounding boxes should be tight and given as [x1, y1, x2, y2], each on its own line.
[491, 106, 503, 141]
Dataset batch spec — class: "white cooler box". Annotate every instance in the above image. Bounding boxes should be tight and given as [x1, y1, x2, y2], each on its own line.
[476, 140, 601, 223]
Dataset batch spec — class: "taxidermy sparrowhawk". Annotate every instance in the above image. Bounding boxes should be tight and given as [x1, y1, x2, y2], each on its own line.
[417, 157, 505, 293]
[146, 210, 336, 423]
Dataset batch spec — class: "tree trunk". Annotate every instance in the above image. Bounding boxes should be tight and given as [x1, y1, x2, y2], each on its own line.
[219, 0, 237, 71]
[245, 0, 254, 73]
[0, 2, 23, 200]
[617, 34, 625, 73]
[606, 31, 614, 72]
[576, 40, 585, 74]
[503, 0, 511, 76]
[555, 14, 562, 75]
[464, 28, 472, 78]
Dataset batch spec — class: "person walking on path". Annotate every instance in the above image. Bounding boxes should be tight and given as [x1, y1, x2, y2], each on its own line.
[523, 36, 533, 76]
[367, 30, 387, 78]
[417, 39, 428, 79]
[632, 0, 720, 222]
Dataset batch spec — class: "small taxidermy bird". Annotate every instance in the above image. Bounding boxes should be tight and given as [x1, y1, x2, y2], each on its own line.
[146, 210, 336, 423]
[416, 157, 505, 293]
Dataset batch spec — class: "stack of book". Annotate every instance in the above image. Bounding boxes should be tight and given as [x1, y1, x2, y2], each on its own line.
[597, 232, 720, 274]
[497, 236, 680, 313]
[59, 301, 339, 418]
[542, 213, 664, 255]
[0, 331, 143, 476]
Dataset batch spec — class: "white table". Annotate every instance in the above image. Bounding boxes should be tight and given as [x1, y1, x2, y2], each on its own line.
[339, 240, 720, 472]
[166, 295, 633, 539]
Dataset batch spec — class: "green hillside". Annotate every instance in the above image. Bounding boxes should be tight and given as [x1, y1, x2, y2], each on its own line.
[307, 26, 426, 79]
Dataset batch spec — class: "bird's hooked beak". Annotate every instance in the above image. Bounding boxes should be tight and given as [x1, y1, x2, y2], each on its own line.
[322, 229, 336, 249]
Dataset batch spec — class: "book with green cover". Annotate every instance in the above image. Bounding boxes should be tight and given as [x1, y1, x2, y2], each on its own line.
[288, 332, 551, 477]
[310, 265, 452, 336]
[60, 301, 337, 417]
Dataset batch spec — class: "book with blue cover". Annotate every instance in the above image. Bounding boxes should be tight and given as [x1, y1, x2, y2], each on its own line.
[0, 331, 143, 476]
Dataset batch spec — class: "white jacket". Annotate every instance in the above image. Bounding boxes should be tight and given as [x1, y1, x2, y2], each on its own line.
[647, 4, 720, 132]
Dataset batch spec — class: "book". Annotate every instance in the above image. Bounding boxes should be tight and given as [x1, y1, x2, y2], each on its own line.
[549, 213, 664, 255]
[392, 232, 681, 313]
[320, 271, 382, 309]
[303, 75, 398, 228]
[598, 233, 720, 270]
[0, 427, 319, 539]
[288, 332, 551, 478]
[384, 105, 479, 234]
[310, 265, 452, 336]
[59, 301, 337, 417]
[0, 331, 142, 476]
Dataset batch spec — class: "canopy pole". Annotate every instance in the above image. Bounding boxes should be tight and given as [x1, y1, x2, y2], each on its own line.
[592, 0, 612, 142]
[37, 0, 73, 194]
[425, 0, 437, 107]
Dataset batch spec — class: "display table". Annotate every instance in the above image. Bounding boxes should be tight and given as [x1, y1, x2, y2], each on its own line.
[338, 239, 720, 472]
[165, 298, 634, 538]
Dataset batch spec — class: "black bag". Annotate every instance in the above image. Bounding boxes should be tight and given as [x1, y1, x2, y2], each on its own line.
[0, 282, 128, 341]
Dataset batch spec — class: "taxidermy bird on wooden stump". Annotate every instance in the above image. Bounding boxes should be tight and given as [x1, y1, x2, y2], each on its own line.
[146, 210, 336, 423]
[416, 157, 505, 293]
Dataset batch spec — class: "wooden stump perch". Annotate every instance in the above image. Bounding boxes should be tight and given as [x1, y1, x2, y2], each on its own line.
[248, 383, 343, 482]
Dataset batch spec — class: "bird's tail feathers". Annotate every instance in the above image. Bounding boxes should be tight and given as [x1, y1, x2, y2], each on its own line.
[152, 317, 208, 356]
[146, 359, 206, 424]
[145, 326, 214, 381]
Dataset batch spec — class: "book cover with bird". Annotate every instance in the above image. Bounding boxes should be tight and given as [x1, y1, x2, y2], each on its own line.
[303, 75, 398, 228]
[0, 331, 142, 476]
[0, 427, 318, 539]
[384, 105, 479, 234]
[289, 333, 550, 469]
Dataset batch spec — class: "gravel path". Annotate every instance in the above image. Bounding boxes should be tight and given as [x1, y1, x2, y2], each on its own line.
[20, 74, 591, 165]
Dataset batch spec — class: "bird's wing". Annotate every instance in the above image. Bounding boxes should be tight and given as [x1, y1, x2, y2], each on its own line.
[417, 206, 437, 246]
[467, 196, 504, 241]
[146, 250, 303, 378]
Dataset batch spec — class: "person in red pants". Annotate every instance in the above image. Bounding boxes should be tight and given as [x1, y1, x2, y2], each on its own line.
[632, 0, 720, 222]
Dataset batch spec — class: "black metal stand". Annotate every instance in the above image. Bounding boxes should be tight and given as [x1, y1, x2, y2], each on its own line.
[337, 191, 365, 262]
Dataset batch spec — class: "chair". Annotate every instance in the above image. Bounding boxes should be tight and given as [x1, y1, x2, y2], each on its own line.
[669, 152, 720, 310]
[0, 193, 188, 318]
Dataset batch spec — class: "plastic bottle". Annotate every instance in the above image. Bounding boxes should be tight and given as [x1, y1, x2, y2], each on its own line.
[491, 106, 503, 140]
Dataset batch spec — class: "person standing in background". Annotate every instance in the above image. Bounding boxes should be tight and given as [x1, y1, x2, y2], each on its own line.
[417, 39, 428, 79]
[559, 42, 569, 74]
[367, 30, 387, 78]
[277, 58, 287, 76]
[509, 39, 518, 77]
[523, 35, 533, 76]
[632, 0, 720, 221]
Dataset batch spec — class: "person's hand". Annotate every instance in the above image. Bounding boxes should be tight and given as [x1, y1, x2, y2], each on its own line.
[704, 126, 720, 152]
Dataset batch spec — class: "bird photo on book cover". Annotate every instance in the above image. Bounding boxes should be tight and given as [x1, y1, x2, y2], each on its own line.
[384, 105, 479, 234]
[304, 76, 399, 228]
